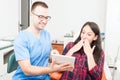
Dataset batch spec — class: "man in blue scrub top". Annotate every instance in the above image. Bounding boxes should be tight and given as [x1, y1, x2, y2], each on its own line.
[13, 1, 73, 80]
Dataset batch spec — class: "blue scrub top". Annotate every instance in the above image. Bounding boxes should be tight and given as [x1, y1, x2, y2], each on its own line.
[12, 30, 52, 80]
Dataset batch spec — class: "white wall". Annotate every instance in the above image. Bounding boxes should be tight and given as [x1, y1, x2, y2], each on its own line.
[105, 0, 120, 65]
[0, 0, 18, 38]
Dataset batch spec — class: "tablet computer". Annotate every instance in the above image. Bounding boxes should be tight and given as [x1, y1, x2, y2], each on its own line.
[51, 54, 75, 67]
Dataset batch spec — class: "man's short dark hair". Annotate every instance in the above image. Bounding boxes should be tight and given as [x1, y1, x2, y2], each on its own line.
[31, 1, 48, 11]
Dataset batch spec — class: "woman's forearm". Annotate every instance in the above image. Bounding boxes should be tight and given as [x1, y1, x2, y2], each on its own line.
[87, 54, 96, 70]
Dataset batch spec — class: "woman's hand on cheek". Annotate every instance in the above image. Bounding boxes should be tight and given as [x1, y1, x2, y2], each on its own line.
[73, 39, 84, 51]
[83, 39, 95, 57]
[67, 39, 84, 56]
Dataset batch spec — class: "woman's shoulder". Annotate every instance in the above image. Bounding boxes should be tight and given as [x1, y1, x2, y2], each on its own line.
[101, 50, 104, 54]
[67, 42, 74, 46]
[100, 49, 105, 58]
[65, 42, 74, 49]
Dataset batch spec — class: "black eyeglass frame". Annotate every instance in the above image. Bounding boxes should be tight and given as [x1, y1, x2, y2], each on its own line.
[32, 12, 51, 21]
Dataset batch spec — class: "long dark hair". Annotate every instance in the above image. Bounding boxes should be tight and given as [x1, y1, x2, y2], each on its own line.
[74, 22, 102, 64]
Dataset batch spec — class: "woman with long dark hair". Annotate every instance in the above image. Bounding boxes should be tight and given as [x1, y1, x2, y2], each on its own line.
[60, 21, 104, 80]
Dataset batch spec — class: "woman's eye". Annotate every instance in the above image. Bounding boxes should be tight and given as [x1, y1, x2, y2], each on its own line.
[88, 34, 91, 36]
[82, 32, 85, 34]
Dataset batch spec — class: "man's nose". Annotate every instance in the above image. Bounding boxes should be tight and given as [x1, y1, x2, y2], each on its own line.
[41, 19, 47, 23]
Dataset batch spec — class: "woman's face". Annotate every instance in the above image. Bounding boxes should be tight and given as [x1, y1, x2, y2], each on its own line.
[81, 25, 98, 44]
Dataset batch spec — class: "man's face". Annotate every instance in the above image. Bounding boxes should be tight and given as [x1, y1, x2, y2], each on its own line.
[31, 6, 49, 30]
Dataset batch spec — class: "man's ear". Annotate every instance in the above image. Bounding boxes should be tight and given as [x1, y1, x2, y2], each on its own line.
[30, 12, 32, 17]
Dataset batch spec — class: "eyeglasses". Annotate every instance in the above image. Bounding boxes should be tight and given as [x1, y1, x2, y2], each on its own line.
[32, 12, 51, 21]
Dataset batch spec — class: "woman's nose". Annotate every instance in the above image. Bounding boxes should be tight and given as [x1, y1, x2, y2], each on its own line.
[82, 35, 87, 39]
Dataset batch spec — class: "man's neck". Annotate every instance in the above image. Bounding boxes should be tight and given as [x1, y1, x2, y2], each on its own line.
[27, 26, 41, 38]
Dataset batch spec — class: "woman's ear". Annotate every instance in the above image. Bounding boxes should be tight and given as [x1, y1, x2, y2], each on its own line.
[93, 35, 98, 41]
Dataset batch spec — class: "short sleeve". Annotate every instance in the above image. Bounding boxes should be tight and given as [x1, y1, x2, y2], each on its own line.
[14, 33, 30, 61]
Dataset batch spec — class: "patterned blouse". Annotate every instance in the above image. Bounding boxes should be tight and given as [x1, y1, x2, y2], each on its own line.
[60, 42, 104, 80]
